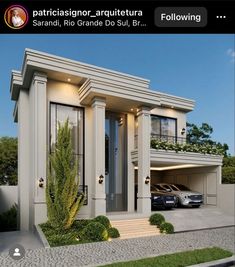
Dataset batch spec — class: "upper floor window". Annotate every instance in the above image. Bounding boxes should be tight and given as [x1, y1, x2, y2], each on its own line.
[151, 115, 177, 143]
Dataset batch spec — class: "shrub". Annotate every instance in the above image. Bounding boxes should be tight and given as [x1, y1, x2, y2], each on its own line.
[108, 227, 120, 238]
[72, 219, 92, 232]
[222, 167, 235, 184]
[160, 222, 174, 234]
[149, 213, 165, 226]
[0, 204, 17, 232]
[79, 222, 108, 242]
[93, 215, 111, 229]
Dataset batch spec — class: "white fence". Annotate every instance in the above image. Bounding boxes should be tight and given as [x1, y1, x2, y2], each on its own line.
[0, 186, 18, 213]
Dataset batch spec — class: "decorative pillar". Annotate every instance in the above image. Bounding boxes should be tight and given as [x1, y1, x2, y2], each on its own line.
[137, 107, 151, 214]
[91, 97, 106, 216]
[30, 72, 47, 227]
[18, 89, 30, 230]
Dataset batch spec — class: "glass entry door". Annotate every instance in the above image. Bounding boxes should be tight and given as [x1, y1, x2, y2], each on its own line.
[105, 112, 127, 212]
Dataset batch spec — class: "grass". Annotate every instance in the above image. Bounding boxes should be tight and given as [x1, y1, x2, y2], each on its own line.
[102, 247, 233, 267]
[40, 219, 92, 247]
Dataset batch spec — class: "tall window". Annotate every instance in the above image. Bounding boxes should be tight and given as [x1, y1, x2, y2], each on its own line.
[50, 103, 84, 185]
[151, 115, 176, 143]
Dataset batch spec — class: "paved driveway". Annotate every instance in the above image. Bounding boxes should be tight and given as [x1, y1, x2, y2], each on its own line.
[157, 205, 235, 232]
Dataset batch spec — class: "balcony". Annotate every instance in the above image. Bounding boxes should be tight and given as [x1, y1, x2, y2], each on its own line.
[134, 134, 186, 149]
[132, 133, 223, 169]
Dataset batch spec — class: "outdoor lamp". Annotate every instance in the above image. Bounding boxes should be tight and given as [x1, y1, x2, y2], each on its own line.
[99, 175, 104, 184]
[39, 177, 44, 188]
[145, 176, 150, 184]
[181, 128, 186, 135]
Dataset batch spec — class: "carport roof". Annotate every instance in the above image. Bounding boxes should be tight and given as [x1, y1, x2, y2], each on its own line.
[131, 149, 223, 170]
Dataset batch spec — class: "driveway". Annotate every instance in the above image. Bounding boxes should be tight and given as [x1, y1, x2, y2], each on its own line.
[157, 205, 235, 232]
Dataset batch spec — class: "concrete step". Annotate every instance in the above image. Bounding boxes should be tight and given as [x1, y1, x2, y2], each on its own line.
[110, 218, 160, 239]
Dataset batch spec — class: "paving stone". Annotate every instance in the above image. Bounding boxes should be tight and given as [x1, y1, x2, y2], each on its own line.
[0, 227, 234, 267]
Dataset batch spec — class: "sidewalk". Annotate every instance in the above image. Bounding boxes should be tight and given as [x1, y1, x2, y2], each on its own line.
[0, 226, 234, 267]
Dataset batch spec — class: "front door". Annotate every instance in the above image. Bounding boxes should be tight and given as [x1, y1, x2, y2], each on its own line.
[105, 112, 127, 212]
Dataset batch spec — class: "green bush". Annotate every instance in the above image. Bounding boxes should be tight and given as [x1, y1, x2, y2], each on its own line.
[93, 215, 111, 229]
[72, 219, 92, 232]
[0, 204, 18, 232]
[108, 227, 120, 238]
[222, 167, 235, 184]
[80, 222, 108, 242]
[149, 213, 165, 226]
[160, 222, 174, 234]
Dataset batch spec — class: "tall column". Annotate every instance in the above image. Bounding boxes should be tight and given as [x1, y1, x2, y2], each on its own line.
[30, 72, 47, 227]
[137, 107, 151, 214]
[18, 89, 30, 230]
[91, 97, 106, 216]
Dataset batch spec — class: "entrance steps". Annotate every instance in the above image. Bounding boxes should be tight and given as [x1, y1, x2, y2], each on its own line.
[110, 218, 160, 239]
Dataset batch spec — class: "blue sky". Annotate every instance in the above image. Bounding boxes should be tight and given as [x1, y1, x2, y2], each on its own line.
[0, 34, 234, 154]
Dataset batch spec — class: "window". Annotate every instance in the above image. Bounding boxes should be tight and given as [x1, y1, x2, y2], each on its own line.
[151, 115, 177, 143]
[50, 103, 84, 185]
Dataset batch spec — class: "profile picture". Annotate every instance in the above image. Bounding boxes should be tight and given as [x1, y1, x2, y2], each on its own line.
[4, 5, 28, 29]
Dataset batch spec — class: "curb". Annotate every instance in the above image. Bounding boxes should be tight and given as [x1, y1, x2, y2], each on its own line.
[34, 225, 50, 249]
[188, 256, 235, 267]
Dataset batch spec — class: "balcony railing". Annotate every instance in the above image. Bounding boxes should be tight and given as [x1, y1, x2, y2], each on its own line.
[134, 134, 186, 148]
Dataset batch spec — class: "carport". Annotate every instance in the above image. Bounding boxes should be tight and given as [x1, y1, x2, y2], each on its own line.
[149, 149, 223, 206]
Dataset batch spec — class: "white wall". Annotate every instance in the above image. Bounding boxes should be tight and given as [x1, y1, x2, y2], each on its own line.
[0, 186, 18, 213]
[217, 184, 235, 216]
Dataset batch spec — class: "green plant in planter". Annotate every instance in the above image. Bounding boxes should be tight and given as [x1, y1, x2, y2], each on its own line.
[160, 222, 174, 234]
[149, 213, 165, 227]
[108, 227, 120, 238]
[79, 222, 108, 242]
[93, 215, 111, 229]
[46, 119, 85, 230]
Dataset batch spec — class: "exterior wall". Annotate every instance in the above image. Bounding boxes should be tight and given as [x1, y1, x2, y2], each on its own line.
[0, 186, 18, 213]
[217, 184, 235, 216]
[151, 107, 186, 139]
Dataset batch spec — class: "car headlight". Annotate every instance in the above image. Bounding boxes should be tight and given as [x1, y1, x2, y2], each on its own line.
[153, 196, 160, 200]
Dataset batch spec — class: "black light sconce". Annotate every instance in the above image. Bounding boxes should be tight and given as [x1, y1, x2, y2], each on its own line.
[99, 175, 104, 184]
[145, 176, 150, 184]
[39, 177, 44, 188]
[181, 128, 186, 135]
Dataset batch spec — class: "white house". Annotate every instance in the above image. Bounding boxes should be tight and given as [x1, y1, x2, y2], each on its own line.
[11, 49, 225, 231]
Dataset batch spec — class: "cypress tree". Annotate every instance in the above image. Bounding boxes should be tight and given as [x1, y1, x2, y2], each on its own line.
[46, 119, 84, 230]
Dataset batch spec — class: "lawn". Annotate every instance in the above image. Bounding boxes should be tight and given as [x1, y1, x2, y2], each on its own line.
[102, 247, 233, 267]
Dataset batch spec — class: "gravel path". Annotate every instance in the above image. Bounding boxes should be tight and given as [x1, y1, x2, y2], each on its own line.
[0, 226, 234, 267]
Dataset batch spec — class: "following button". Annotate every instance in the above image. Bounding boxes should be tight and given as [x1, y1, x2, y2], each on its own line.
[155, 7, 207, 27]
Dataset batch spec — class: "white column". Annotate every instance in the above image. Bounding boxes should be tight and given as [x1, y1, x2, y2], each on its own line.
[91, 97, 106, 216]
[30, 72, 47, 227]
[127, 113, 135, 212]
[18, 89, 30, 230]
[137, 107, 151, 214]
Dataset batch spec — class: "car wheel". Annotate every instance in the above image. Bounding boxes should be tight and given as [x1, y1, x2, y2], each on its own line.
[175, 198, 181, 207]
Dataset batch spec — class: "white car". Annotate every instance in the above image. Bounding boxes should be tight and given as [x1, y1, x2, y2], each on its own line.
[155, 183, 203, 208]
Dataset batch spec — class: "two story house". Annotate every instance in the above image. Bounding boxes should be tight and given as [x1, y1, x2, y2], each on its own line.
[11, 49, 223, 231]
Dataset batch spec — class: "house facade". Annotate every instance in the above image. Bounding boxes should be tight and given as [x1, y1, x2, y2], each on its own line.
[11, 49, 223, 231]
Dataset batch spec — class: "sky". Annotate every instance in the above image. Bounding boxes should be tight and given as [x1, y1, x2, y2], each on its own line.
[0, 34, 234, 154]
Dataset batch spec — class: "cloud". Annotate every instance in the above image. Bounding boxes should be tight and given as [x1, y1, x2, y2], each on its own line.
[227, 48, 235, 62]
